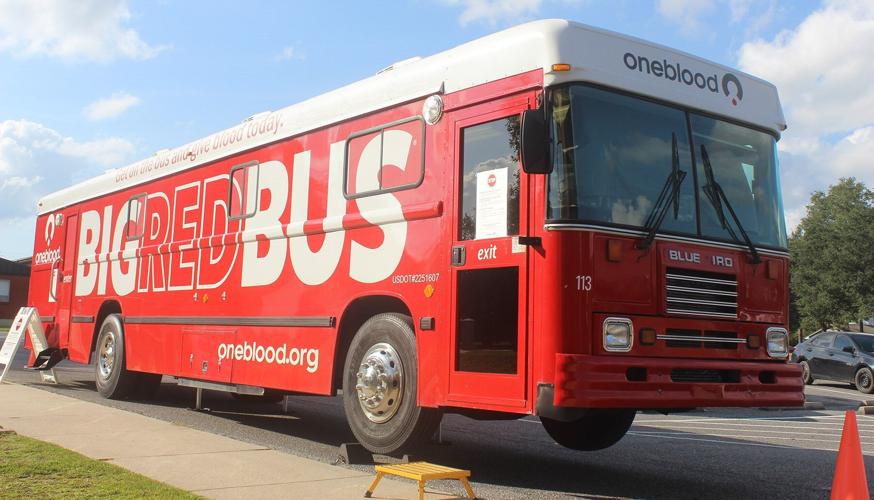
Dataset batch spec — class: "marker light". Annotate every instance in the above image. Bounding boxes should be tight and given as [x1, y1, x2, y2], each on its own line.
[603, 317, 633, 352]
[552, 63, 572, 72]
[746, 334, 761, 349]
[766, 328, 789, 358]
[422, 95, 444, 125]
[639, 328, 656, 346]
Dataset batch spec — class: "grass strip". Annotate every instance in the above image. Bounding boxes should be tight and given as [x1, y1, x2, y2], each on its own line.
[0, 432, 199, 499]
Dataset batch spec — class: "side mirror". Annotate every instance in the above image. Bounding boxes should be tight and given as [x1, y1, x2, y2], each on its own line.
[520, 109, 551, 174]
[843, 345, 856, 354]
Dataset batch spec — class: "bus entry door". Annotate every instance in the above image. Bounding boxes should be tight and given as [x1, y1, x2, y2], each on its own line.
[448, 98, 531, 408]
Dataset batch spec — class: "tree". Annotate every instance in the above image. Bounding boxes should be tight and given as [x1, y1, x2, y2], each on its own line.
[790, 178, 874, 332]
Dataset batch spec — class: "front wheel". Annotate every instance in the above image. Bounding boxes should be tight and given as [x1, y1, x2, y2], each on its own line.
[855, 367, 874, 394]
[800, 361, 814, 385]
[94, 314, 138, 400]
[342, 313, 441, 455]
[541, 409, 636, 451]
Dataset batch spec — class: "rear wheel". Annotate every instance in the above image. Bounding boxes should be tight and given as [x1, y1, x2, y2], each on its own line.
[800, 361, 814, 385]
[342, 313, 441, 455]
[855, 367, 874, 394]
[94, 314, 138, 400]
[541, 409, 636, 451]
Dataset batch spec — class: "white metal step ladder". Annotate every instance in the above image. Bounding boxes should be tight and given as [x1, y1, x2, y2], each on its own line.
[0, 307, 58, 384]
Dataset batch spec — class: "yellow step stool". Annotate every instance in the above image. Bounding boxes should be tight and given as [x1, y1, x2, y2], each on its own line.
[365, 461, 477, 500]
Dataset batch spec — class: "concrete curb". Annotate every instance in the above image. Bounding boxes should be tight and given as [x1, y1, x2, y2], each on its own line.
[0, 383, 458, 499]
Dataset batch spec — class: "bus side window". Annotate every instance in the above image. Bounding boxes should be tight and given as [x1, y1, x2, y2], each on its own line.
[344, 116, 425, 199]
[125, 193, 147, 241]
[228, 161, 259, 219]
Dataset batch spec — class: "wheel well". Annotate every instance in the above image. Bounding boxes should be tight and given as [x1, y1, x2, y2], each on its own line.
[332, 295, 411, 392]
[88, 300, 121, 363]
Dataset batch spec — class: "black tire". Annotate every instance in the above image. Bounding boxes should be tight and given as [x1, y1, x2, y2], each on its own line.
[854, 367, 874, 394]
[800, 360, 814, 385]
[541, 409, 636, 451]
[133, 373, 163, 400]
[94, 314, 138, 399]
[231, 390, 285, 404]
[342, 313, 441, 455]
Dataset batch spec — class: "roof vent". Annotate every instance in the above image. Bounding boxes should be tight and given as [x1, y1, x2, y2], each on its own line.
[376, 56, 422, 75]
[154, 148, 170, 156]
[244, 111, 271, 122]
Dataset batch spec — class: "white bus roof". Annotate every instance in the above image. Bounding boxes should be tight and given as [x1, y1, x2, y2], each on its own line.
[38, 19, 785, 215]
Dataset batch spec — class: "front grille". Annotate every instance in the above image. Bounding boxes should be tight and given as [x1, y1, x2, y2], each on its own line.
[661, 329, 741, 350]
[664, 329, 700, 348]
[665, 267, 737, 319]
[671, 368, 740, 383]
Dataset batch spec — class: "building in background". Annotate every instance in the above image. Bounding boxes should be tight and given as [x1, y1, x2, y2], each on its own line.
[0, 257, 30, 326]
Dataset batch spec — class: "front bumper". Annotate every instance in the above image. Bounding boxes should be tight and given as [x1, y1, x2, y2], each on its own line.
[552, 354, 804, 409]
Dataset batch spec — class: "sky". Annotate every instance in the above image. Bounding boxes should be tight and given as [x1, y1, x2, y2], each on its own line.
[0, 0, 870, 259]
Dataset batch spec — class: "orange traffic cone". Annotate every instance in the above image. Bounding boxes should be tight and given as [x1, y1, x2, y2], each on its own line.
[830, 410, 870, 500]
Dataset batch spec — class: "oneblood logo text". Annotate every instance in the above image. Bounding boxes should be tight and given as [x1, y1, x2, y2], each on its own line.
[623, 52, 744, 106]
[217, 342, 319, 373]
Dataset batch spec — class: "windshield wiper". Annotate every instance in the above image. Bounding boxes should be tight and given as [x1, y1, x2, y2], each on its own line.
[638, 133, 686, 250]
[700, 144, 761, 264]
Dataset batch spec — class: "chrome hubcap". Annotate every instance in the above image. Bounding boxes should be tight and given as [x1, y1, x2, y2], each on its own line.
[355, 343, 403, 423]
[860, 372, 872, 389]
[98, 332, 116, 380]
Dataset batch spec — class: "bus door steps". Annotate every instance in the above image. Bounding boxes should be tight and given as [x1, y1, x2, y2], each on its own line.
[26, 348, 64, 371]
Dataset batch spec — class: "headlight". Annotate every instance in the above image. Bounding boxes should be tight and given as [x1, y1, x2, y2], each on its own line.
[766, 328, 789, 358]
[603, 317, 633, 352]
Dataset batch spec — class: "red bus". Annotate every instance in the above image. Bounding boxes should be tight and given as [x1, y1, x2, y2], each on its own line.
[27, 19, 802, 454]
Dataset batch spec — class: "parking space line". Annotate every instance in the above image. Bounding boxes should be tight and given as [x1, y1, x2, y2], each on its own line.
[626, 432, 794, 449]
[635, 414, 851, 424]
[635, 425, 855, 436]
[634, 422, 874, 432]
[807, 386, 871, 400]
[632, 429, 871, 443]
[628, 432, 862, 455]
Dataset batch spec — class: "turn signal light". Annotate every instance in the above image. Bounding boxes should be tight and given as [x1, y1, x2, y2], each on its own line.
[552, 63, 572, 72]
[607, 239, 623, 262]
[639, 328, 656, 345]
[746, 334, 761, 349]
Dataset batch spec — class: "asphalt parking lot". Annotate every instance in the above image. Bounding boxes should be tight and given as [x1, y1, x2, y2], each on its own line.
[2, 341, 872, 499]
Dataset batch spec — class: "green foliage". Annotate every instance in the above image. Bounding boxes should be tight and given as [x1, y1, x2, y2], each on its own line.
[790, 178, 874, 331]
[0, 433, 198, 499]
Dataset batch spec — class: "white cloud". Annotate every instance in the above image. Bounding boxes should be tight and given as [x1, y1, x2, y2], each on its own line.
[0, 120, 135, 258]
[656, 0, 717, 32]
[275, 46, 304, 62]
[735, 1, 874, 233]
[83, 92, 141, 121]
[727, 0, 752, 21]
[738, 1, 874, 137]
[441, 0, 544, 26]
[657, 0, 775, 36]
[0, 0, 167, 62]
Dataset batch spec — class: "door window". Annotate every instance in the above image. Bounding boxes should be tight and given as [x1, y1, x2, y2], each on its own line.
[459, 116, 521, 240]
[811, 334, 834, 347]
[834, 335, 854, 352]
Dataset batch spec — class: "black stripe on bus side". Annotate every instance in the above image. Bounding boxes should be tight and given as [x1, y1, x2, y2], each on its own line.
[71, 316, 95, 323]
[41, 315, 56, 323]
[123, 316, 336, 328]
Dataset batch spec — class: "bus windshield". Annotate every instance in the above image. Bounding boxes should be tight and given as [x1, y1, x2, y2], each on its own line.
[547, 84, 788, 249]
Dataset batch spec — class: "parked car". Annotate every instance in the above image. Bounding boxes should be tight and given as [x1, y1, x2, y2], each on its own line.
[792, 332, 874, 394]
